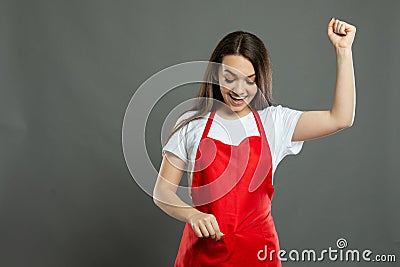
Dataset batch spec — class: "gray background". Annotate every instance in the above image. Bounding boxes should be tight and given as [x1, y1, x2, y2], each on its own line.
[1, 0, 399, 266]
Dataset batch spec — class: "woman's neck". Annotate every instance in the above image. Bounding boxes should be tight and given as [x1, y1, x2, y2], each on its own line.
[215, 105, 252, 120]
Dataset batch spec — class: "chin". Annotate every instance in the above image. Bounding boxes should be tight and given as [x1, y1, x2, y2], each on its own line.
[229, 106, 247, 112]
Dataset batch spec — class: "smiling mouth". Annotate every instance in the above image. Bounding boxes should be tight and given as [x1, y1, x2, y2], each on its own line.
[229, 92, 247, 100]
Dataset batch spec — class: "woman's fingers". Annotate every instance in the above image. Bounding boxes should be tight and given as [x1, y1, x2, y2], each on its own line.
[210, 217, 223, 240]
[335, 19, 343, 33]
[334, 19, 338, 32]
[198, 222, 210, 237]
[339, 23, 346, 35]
[191, 222, 203, 238]
[327, 17, 335, 35]
[204, 221, 216, 238]
[201, 216, 218, 239]
[333, 18, 349, 36]
[189, 212, 223, 240]
[329, 18, 344, 35]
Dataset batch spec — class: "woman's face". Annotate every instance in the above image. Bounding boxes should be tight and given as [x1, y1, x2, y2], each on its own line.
[218, 55, 258, 116]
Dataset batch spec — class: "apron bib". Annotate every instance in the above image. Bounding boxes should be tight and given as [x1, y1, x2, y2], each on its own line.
[174, 109, 281, 267]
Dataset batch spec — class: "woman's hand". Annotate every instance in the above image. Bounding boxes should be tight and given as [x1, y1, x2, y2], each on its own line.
[188, 211, 225, 241]
[328, 18, 357, 49]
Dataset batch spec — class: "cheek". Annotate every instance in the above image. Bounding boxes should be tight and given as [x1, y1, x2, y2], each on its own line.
[249, 87, 258, 96]
[246, 88, 258, 100]
[220, 86, 231, 94]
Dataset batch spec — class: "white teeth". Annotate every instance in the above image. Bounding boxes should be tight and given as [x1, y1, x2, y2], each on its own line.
[230, 93, 246, 100]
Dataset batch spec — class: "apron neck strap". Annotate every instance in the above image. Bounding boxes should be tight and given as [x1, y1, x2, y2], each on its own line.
[201, 109, 267, 141]
[201, 111, 216, 140]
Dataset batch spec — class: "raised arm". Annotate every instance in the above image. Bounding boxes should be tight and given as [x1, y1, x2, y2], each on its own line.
[292, 18, 357, 142]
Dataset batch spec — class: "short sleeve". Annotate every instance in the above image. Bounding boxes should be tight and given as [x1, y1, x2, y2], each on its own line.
[275, 105, 304, 162]
[161, 111, 194, 163]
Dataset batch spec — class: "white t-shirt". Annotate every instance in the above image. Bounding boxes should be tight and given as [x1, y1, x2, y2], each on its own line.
[162, 105, 304, 188]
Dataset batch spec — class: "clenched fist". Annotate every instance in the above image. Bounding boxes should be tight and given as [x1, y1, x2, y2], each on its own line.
[328, 17, 357, 49]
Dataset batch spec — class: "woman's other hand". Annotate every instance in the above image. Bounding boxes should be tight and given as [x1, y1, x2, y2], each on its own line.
[188, 211, 224, 241]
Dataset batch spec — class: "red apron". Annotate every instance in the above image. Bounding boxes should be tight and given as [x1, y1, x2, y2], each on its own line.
[174, 109, 281, 267]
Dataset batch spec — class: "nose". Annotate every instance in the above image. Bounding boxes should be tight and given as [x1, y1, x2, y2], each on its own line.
[231, 80, 247, 96]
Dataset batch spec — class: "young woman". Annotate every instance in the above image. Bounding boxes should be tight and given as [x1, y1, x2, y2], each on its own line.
[153, 17, 356, 267]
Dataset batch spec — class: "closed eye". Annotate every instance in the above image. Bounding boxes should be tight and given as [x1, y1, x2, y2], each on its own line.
[224, 77, 256, 86]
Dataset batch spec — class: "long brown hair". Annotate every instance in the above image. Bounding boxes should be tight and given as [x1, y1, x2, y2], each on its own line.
[163, 30, 277, 147]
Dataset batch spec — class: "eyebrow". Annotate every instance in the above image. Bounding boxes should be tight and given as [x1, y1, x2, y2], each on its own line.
[224, 69, 256, 78]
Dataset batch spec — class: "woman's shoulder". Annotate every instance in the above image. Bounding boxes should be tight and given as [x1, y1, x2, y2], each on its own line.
[257, 104, 301, 124]
[257, 104, 304, 127]
[257, 104, 282, 117]
[176, 110, 197, 122]
[257, 104, 298, 116]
